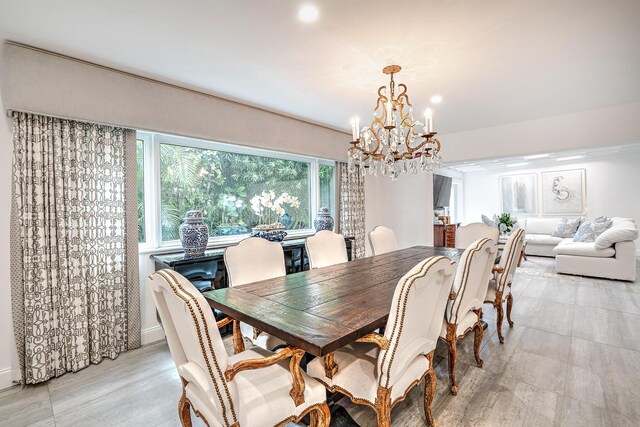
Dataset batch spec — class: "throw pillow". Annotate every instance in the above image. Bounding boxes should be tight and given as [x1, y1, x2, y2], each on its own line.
[551, 217, 583, 238]
[481, 214, 496, 227]
[594, 223, 639, 249]
[573, 218, 613, 243]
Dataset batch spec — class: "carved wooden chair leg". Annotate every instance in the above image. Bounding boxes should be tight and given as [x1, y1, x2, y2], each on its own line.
[424, 351, 437, 427]
[309, 402, 331, 427]
[232, 319, 245, 354]
[375, 385, 392, 427]
[473, 323, 484, 368]
[506, 293, 514, 328]
[324, 352, 338, 379]
[178, 380, 193, 427]
[472, 308, 483, 368]
[495, 292, 505, 344]
[445, 323, 458, 395]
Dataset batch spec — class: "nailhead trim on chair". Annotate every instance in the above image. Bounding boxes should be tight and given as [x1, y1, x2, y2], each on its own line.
[379, 256, 452, 389]
[156, 270, 238, 426]
[449, 238, 492, 324]
[498, 229, 525, 291]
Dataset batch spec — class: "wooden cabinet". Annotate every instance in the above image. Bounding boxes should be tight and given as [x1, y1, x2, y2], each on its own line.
[434, 223, 459, 248]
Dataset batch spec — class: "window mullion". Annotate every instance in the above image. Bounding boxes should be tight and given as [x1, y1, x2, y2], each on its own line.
[150, 134, 162, 248]
[310, 159, 319, 229]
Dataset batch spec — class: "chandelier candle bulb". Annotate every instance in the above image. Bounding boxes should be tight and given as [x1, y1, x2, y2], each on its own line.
[424, 108, 433, 133]
[355, 116, 361, 139]
[350, 117, 357, 140]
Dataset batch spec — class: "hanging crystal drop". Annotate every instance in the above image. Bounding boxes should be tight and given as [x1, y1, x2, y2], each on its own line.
[409, 160, 417, 174]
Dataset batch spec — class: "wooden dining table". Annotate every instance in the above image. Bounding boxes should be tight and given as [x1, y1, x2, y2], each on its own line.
[203, 246, 464, 357]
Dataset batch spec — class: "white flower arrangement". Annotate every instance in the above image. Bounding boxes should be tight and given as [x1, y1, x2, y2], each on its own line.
[250, 191, 300, 228]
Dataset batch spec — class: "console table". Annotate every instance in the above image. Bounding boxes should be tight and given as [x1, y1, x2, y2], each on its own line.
[150, 236, 355, 291]
[434, 223, 460, 248]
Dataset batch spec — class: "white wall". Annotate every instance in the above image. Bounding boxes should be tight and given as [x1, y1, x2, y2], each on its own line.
[463, 152, 640, 233]
[0, 85, 15, 389]
[365, 173, 434, 257]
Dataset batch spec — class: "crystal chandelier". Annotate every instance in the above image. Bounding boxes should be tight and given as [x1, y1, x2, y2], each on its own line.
[348, 65, 443, 180]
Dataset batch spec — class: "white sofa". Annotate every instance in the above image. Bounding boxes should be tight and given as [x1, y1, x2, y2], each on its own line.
[523, 218, 566, 257]
[554, 217, 638, 282]
[523, 217, 637, 281]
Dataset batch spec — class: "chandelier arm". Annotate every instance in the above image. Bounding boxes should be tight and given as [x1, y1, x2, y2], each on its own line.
[396, 84, 410, 106]
[374, 86, 388, 115]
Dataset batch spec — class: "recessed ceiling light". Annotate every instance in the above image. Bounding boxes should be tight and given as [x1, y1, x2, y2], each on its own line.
[556, 155, 584, 161]
[506, 162, 530, 168]
[298, 5, 319, 23]
[523, 153, 551, 160]
[430, 95, 443, 104]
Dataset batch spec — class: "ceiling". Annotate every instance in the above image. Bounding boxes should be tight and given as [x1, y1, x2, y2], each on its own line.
[1, 0, 639, 135]
[444, 142, 640, 173]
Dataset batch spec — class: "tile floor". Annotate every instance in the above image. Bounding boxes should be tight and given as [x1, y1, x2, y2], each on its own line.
[1, 256, 638, 426]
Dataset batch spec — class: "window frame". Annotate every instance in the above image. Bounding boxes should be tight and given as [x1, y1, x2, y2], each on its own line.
[137, 131, 335, 252]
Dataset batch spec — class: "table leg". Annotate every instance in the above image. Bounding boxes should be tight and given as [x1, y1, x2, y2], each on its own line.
[232, 320, 245, 354]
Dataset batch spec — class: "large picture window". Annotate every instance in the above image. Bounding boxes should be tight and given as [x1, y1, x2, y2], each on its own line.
[137, 132, 334, 248]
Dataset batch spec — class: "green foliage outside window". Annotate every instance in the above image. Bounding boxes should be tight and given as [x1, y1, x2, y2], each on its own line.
[319, 164, 335, 217]
[136, 139, 145, 243]
[159, 144, 311, 241]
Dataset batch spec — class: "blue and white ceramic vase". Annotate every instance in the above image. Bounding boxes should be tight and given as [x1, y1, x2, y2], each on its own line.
[251, 226, 287, 242]
[313, 207, 334, 232]
[179, 210, 209, 257]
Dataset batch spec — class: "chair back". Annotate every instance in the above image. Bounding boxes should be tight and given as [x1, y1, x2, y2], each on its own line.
[224, 237, 286, 286]
[376, 256, 456, 389]
[149, 270, 238, 426]
[456, 223, 499, 249]
[446, 239, 497, 324]
[369, 225, 399, 255]
[305, 230, 348, 269]
[495, 228, 525, 291]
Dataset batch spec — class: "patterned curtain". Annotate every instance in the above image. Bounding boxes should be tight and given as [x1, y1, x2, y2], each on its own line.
[10, 112, 141, 384]
[337, 162, 366, 259]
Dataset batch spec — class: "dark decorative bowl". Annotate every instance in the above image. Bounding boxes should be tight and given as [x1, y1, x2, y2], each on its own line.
[251, 228, 288, 242]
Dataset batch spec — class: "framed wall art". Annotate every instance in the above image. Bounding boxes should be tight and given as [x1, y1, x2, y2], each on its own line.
[541, 169, 586, 215]
[499, 173, 537, 215]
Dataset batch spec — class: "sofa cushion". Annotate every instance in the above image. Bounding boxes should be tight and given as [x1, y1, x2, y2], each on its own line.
[525, 234, 564, 246]
[553, 239, 616, 258]
[551, 217, 583, 238]
[481, 214, 496, 227]
[525, 218, 563, 235]
[594, 221, 638, 249]
[573, 218, 613, 242]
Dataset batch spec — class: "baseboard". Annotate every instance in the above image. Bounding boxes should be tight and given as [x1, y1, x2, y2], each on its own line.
[141, 325, 165, 345]
[0, 367, 13, 391]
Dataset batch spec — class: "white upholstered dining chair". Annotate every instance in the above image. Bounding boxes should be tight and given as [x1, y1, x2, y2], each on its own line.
[439, 238, 497, 395]
[484, 228, 526, 343]
[305, 230, 348, 269]
[455, 223, 500, 249]
[224, 237, 287, 352]
[148, 270, 330, 427]
[307, 256, 456, 427]
[368, 225, 399, 255]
